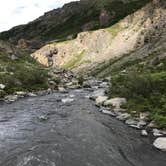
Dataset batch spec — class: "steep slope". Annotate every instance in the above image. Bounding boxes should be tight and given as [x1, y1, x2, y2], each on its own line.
[31, 0, 165, 72]
[0, 0, 150, 49]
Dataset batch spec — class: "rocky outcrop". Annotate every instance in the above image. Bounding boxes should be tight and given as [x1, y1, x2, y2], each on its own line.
[31, 0, 166, 72]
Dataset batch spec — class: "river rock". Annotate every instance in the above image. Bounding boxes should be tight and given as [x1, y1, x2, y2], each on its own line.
[69, 94, 75, 98]
[129, 124, 141, 129]
[137, 120, 147, 128]
[104, 98, 127, 109]
[125, 119, 138, 125]
[4, 95, 18, 103]
[58, 87, 68, 93]
[147, 120, 157, 128]
[90, 89, 105, 100]
[61, 98, 74, 104]
[141, 130, 148, 137]
[27, 93, 37, 97]
[15, 91, 27, 97]
[153, 137, 166, 151]
[117, 113, 130, 121]
[38, 115, 49, 121]
[140, 112, 150, 120]
[99, 82, 108, 88]
[96, 96, 108, 106]
[102, 110, 117, 117]
[153, 129, 164, 137]
[0, 84, 5, 90]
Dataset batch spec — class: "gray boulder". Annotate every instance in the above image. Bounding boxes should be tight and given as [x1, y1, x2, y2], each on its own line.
[153, 137, 166, 151]
[117, 113, 130, 121]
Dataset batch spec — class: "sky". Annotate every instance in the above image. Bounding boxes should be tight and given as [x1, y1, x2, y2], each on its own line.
[0, 0, 78, 32]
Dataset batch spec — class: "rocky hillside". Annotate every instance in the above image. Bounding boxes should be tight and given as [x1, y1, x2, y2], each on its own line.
[31, 0, 165, 72]
[0, 0, 150, 49]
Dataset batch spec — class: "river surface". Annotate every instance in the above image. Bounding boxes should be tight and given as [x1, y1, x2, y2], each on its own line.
[0, 88, 166, 166]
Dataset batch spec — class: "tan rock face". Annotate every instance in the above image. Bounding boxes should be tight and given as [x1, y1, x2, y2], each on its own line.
[31, 0, 166, 72]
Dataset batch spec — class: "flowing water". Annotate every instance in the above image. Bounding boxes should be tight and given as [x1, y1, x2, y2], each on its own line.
[0, 88, 166, 166]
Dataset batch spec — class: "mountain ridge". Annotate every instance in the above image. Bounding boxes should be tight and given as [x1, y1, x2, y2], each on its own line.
[0, 0, 151, 49]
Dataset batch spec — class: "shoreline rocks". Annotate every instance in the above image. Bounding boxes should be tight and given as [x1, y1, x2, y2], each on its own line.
[153, 137, 166, 151]
[88, 79, 166, 151]
[95, 96, 108, 106]
[104, 98, 127, 109]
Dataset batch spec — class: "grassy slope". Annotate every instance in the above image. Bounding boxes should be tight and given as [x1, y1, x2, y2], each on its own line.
[0, 45, 49, 97]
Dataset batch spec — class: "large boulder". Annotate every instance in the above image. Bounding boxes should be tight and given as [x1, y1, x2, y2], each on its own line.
[153, 137, 166, 151]
[104, 98, 127, 109]
[96, 96, 108, 106]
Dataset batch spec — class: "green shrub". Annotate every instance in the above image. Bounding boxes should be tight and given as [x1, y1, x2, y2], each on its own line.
[0, 53, 49, 94]
[109, 71, 166, 128]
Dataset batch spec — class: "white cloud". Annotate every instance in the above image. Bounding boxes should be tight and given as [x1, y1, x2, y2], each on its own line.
[0, 0, 78, 32]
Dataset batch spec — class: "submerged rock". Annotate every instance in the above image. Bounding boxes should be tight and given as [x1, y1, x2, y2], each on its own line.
[38, 115, 49, 121]
[61, 98, 74, 104]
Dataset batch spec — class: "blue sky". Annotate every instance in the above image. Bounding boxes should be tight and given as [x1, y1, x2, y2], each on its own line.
[0, 0, 78, 32]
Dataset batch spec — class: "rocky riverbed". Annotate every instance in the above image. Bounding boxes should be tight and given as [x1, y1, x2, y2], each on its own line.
[0, 79, 166, 166]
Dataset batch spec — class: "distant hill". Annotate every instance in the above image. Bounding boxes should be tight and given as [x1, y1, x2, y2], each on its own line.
[0, 0, 150, 49]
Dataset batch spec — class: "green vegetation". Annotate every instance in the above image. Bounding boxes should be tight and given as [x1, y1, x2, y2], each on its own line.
[106, 23, 123, 38]
[62, 51, 85, 69]
[109, 71, 166, 128]
[91, 49, 166, 128]
[0, 51, 49, 95]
